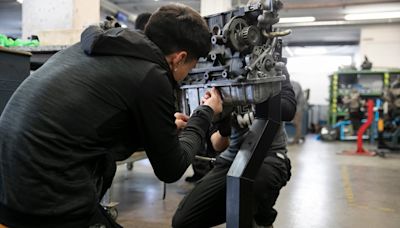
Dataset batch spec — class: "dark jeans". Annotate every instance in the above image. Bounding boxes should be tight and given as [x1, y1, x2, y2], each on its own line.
[172, 154, 291, 228]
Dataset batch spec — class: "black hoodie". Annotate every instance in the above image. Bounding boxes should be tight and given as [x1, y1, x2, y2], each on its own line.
[0, 26, 213, 227]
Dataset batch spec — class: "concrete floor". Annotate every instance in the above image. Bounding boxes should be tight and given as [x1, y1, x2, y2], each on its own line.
[108, 135, 400, 228]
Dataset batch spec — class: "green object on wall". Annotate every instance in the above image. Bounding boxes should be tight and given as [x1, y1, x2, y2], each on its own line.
[0, 34, 7, 47]
[0, 34, 40, 47]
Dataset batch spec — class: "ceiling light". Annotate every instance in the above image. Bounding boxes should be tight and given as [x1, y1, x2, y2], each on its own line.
[345, 11, 400, 20]
[279, 17, 316, 23]
[16, 0, 23, 4]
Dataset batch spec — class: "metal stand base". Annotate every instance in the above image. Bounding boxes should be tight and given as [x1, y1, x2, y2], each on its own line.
[226, 94, 281, 228]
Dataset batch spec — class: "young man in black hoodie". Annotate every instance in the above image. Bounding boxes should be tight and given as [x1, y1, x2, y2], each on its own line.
[0, 4, 221, 228]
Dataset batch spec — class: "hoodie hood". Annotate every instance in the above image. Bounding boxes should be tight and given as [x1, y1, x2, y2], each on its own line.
[81, 26, 171, 73]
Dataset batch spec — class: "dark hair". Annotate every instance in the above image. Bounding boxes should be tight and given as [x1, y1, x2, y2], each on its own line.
[135, 12, 152, 31]
[144, 3, 211, 60]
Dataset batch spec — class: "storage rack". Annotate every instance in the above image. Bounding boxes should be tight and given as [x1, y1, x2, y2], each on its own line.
[329, 69, 400, 126]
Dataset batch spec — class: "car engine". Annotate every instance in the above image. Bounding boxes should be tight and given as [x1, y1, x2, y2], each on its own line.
[179, 0, 291, 115]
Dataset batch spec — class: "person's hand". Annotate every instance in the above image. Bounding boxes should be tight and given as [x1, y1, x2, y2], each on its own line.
[201, 87, 223, 115]
[175, 112, 189, 130]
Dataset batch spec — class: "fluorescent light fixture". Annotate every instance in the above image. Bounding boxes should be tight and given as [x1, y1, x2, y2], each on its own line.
[345, 11, 400, 20]
[279, 16, 315, 23]
[16, 0, 23, 4]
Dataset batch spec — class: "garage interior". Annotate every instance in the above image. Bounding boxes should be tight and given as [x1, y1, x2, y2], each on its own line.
[1, 0, 400, 228]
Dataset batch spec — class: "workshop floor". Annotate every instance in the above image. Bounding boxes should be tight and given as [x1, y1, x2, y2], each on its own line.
[110, 135, 400, 228]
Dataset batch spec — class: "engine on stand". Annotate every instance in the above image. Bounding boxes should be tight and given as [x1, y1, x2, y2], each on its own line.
[179, 0, 291, 116]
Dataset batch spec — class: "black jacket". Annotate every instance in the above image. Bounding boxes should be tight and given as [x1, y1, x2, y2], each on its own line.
[0, 26, 213, 227]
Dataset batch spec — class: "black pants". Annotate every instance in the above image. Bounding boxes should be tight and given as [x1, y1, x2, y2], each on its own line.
[172, 154, 291, 228]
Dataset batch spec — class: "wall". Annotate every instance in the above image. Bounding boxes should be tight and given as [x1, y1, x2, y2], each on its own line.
[360, 24, 400, 69]
[287, 55, 353, 105]
[22, 0, 99, 45]
[288, 24, 400, 105]
[200, 0, 232, 16]
[22, 0, 73, 39]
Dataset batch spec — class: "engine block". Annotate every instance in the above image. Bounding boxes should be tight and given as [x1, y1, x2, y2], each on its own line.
[179, 0, 290, 115]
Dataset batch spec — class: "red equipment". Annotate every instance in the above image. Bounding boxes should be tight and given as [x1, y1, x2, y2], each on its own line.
[340, 99, 376, 156]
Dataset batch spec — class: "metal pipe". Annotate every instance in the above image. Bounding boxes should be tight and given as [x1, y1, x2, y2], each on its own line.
[195, 155, 216, 162]
[262, 29, 291, 38]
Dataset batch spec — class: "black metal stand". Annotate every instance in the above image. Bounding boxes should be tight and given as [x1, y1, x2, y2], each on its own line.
[226, 94, 281, 228]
